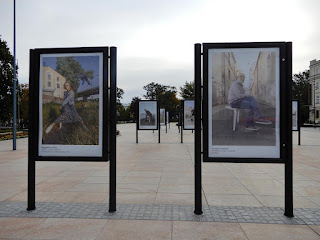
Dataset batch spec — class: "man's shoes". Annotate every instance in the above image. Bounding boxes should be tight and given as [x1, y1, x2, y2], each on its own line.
[245, 125, 259, 131]
[255, 118, 272, 124]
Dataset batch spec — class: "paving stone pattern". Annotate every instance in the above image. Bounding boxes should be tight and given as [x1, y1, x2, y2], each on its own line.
[1, 202, 320, 225]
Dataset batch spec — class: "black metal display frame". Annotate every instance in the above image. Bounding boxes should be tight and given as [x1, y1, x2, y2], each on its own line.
[194, 42, 293, 217]
[159, 108, 166, 126]
[180, 100, 195, 143]
[136, 100, 160, 143]
[28, 46, 117, 212]
[292, 99, 301, 145]
[183, 100, 195, 131]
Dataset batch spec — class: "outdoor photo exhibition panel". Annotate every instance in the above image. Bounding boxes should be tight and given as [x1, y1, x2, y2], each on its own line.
[292, 100, 299, 131]
[38, 52, 104, 157]
[138, 100, 158, 130]
[28, 47, 117, 211]
[203, 43, 291, 162]
[196, 42, 293, 217]
[160, 108, 166, 126]
[183, 100, 195, 130]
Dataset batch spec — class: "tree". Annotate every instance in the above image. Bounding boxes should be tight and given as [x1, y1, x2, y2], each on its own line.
[117, 87, 124, 101]
[56, 57, 94, 95]
[143, 82, 169, 100]
[143, 82, 180, 121]
[18, 84, 29, 128]
[117, 104, 131, 121]
[157, 88, 180, 121]
[129, 96, 141, 121]
[180, 81, 194, 100]
[116, 87, 124, 114]
[292, 70, 310, 124]
[0, 37, 17, 123]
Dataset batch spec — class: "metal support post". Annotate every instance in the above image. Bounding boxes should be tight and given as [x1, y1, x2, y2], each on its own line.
[109, 47, 117, 212]
[194, 43, 203, 215]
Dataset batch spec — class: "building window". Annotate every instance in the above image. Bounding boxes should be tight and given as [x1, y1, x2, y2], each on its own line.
[316, 82, 319, 90]
[46, 71, 52, 88]
[317, 110, 319, 119]
[316, 95, 320, 104]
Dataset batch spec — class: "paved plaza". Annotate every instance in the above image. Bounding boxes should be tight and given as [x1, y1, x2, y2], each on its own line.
[0, 124, 320, 239]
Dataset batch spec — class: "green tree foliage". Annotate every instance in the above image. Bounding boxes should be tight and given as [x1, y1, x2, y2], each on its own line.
[56, 57, 94, 95]
[0, 37, 17, 123]
[292, 70, 311, 124]
[18, 85, 29, 127]
[143, 82, 168, 100]
[129, 96, 141, 121]
[117, 87, 124, 101]
[116, 87, 124, 116]
[143, 82, 180, 121]
[157, 88, 180, 121]
[180, 81, 194, 100]
[117, 104, 131, 121]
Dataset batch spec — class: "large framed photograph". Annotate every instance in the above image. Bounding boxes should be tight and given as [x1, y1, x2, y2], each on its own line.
[292, 100, 299, 131]
[38, 52, 104, 157]
[183, 100, 195, 130]
[138, 100, 158, 130]
[28, 47, 109, 161]
[160, 108, 166, 126]
[203, 43, 288, 161]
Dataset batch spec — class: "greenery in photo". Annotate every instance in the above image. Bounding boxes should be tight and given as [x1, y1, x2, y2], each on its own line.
[42, 101, 99, 145]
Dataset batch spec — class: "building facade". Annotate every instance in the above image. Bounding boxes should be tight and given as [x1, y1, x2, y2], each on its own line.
[211, 52, 239, 106]
[309, 59, 320, 124]
[251, 52, 277, 107]
[42, 67, 66, 104]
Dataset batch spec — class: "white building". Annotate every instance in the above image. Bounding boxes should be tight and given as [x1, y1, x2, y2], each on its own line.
[309, 59, 320, 124]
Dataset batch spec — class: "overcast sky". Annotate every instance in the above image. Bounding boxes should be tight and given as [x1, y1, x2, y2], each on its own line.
[1, 0, 319, 103]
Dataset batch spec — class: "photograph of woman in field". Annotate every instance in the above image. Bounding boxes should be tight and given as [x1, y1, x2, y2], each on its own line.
[45, 81, 88, 134]
[40, 53, 102, 149]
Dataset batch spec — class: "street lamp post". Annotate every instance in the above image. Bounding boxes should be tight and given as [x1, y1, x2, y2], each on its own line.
[13, 0, 17, 150]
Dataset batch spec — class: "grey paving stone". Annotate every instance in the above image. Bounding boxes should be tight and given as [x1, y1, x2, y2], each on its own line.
[1, 201, 320, 225]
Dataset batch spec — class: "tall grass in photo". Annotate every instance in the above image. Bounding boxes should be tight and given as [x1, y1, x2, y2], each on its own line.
[42, 100, 99, 145]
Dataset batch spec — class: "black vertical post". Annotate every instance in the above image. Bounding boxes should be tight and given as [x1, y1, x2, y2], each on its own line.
[194, 43, 203, 215]
[178, 110, 181, 133]
[166, 122, 167, 133]
[13, 0, 17, 150]
[158, 107, 160, 143]
[109, 47, 117, 213]
[285, 42, 294, 218]
[136, 123, 138, 143]
[27, 50, 36, 211]
[181, 102, 183, 143]
[136, 103, 138, 143]
[181, 117, 183, 144]
[298, 101, 301, 146]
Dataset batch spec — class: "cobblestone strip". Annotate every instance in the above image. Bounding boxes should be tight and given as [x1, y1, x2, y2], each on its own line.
[0, 202, 319, 225]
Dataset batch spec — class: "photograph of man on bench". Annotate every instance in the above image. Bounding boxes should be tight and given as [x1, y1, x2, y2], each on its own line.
[208, 47, 280, 158]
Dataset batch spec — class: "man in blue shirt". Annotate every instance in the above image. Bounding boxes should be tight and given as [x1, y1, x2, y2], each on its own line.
[228, 72, 271, 130]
